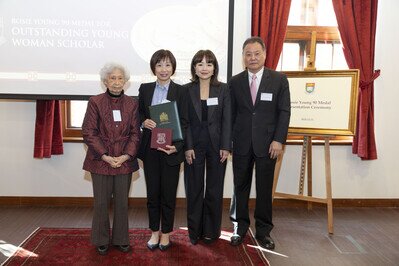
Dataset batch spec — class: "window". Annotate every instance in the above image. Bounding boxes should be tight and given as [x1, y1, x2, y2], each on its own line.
[279, 0, 352, 144]
[61, 100, 87, 142]
[62, 0, 352, 144]
[278, 0, 347, 71]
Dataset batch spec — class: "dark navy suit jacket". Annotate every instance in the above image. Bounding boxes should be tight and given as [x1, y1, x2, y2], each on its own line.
[137, 81, 187, 166]
[184, 82, 232, 153]
[230, 68, 291, 157]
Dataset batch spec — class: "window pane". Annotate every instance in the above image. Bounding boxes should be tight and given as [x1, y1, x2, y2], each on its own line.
[315, 43, 333, 70]
[332, 43, 348, 70]
[287, 0, 303, 25]
[70, 100, 88, 128]
[280, 43, 301, 71]
[288, 0, 338, 26]
[316, 0, 338, 26]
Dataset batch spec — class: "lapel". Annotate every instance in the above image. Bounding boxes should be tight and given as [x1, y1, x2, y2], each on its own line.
[145, 82, 156, 111]
[240, 71, 253, 109]
[255, 68, 271, 107]
[166, 80, 177, 101]
[208, 85, 220, 121]
[189, 83, 202, 122]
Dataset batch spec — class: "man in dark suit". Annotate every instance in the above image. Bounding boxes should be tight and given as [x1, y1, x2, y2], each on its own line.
[229, 37, 291, 250]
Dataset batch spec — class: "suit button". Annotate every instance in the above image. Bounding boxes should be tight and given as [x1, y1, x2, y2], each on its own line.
[252, 112, 256, 115]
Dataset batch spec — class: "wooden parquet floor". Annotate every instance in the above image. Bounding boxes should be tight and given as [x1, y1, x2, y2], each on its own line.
[1, 206, 398, 265]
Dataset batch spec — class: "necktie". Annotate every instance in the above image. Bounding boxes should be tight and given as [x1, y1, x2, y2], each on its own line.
[250, 74, 257, 105]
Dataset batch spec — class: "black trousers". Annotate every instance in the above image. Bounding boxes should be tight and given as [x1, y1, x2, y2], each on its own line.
[184, 123, 226, 239]
[91, 173, 132, 246]
[230, 147, 276, 239]
[143, 148, 180, 233]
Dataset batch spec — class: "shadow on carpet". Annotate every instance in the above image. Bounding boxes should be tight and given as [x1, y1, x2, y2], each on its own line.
[4, 227, 269, 265]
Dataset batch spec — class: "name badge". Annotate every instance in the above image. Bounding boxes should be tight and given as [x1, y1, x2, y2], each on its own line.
[261, 93, 273, 101]
[207, 97, 218, 106]
[113, 110, 122, 122]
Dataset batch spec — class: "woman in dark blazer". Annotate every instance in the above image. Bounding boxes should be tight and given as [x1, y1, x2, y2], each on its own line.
[82, 63, 140, 255]
[138, 49, 186, 251]
[184, 50, 231, 245]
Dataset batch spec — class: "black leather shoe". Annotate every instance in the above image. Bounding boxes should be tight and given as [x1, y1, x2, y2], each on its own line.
[147, 242, 159, 251]
[230, 235, 243, 246]
[256, 235, 275, 250]
[159, 241, 172, 251]
[96, 245, 109, 255]
[203, 237, 216, 245]
[114, 244, 131, 253]
[189, 237, 198, 245]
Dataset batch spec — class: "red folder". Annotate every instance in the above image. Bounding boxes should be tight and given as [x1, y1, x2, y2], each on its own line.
[151, 127, 172, 149]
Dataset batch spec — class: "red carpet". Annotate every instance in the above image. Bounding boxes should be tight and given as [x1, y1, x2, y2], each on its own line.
[4, 228, 269, 265]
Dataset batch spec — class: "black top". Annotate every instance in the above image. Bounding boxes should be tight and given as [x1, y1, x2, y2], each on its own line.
[201, 100, 208, 122]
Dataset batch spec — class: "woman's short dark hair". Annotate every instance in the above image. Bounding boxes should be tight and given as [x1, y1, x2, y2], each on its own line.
[150, 49, 177, 75]
[190, 49, 220, 86]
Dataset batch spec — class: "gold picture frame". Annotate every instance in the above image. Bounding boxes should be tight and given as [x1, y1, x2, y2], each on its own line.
[284, 70, 359, 136]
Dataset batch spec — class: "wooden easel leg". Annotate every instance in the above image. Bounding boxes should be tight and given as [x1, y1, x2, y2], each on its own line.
[324, 138, 334, 234]
[307, 137, 313, 210]
[298, 136, 308, 195]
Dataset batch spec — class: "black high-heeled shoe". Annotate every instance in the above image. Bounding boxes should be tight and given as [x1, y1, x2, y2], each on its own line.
[147, 241, 159, 251]
[159, 241, 172, 251]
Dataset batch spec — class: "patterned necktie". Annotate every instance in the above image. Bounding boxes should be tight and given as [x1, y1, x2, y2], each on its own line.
[250, 74, 257, 105]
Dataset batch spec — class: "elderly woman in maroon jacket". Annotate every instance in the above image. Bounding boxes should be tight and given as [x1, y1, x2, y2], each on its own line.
[82, 62, 140, 256]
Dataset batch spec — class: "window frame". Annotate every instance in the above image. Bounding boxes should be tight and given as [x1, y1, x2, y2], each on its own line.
[61, 100, 84, 142]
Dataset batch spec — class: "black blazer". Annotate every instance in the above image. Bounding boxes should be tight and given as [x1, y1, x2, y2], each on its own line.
[230, 68, 291, 157]
[184, 82, 232, 153]
[137, 81, 187, 166]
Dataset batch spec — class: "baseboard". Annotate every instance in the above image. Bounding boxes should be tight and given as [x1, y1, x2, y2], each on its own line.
[0, 197, 398, 208]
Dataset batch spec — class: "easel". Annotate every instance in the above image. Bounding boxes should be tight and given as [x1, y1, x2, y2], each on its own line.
[272, 31, 334, 234]
[272, 135, 334, 234]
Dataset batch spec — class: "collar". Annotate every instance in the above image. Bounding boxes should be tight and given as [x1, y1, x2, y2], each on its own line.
[155, 81, 170, 90]
[248, 68, 264, 80]
[106, 89, 124, 98]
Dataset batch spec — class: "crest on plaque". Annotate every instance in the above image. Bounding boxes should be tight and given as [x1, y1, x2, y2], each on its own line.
[305, 83, 315, 93]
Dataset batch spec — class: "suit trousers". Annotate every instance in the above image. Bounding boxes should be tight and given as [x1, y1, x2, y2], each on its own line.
[143, 148, 180, 233]
[230, 147, 276, 239]
[91, 173, 132, 246]
[184, 123, 226, 239]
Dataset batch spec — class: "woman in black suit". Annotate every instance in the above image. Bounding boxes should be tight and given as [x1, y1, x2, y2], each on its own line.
[138, 49, 186, 251]
[184, 50, 231, 245]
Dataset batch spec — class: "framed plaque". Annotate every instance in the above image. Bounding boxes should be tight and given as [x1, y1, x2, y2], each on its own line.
[285, 70, 359, 136]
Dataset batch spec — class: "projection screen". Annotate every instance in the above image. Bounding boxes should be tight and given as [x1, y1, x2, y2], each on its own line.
[0, 0, 232, 99]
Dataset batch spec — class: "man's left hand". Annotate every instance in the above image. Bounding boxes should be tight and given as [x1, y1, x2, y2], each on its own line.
[269, 141, 283, 159]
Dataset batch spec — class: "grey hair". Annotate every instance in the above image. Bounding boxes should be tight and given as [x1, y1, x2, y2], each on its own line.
[99, 62, 130, 82]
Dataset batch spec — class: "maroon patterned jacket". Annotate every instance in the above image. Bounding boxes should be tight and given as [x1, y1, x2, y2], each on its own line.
[82, 91, 141, 175]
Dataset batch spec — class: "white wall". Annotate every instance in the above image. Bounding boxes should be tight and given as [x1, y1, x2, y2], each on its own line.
[1, 0, 398, 199]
